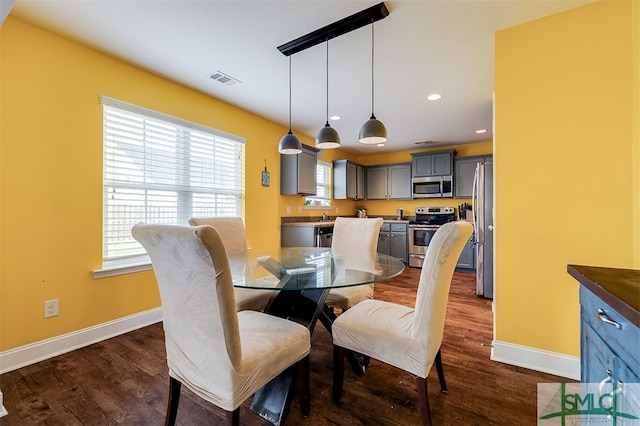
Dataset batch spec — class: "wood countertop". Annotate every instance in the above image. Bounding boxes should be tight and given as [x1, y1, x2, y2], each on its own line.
[567, 264, 640, 327]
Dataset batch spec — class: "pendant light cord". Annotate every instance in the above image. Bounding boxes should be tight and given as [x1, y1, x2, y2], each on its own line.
[371, 20, 375, 117]
[288, 55, 292, 131]
[325, 39, 329, 123]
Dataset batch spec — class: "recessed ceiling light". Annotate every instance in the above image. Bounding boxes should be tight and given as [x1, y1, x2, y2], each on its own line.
[329, 115, 341, 121]
[426, 94, 442, 101]
[377, 143, 385, 147]
[475, 129, 487, 134]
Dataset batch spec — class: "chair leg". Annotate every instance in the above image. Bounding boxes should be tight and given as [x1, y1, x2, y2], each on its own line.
[416, 377, 433, 426]
[332, 345, 345, 403]
[435, 348, 448, 393]
[297, 355, 311, 416]
[165, 377, 181, 426]
[225, 408, 239, 426]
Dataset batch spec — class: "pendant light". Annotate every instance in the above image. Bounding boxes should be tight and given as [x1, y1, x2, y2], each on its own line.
[359, 20, 387, 145]
[278, 56, 303, 154]
[315, 39, 340, 149]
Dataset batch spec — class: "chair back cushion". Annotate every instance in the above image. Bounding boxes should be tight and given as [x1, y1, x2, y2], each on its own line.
[331, 217, 383, 257]
[188, 217, 248, 254]
[132, 223, 241, 379]
[411, 221, 473, 359]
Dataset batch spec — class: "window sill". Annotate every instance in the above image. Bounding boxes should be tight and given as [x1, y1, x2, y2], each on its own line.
[92, 256, 152, 279]
[303, 205, 334, 210]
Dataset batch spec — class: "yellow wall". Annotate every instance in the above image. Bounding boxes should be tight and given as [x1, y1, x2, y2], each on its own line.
[0, 16, 357, 351]
[495, 0, 637, 356]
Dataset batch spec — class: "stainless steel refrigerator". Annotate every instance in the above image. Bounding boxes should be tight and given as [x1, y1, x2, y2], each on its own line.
[472, 159, 493, 299]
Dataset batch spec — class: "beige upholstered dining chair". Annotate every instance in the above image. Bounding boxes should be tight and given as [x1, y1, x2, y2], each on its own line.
[325, 217, 384, 310]
[188, 217, 274, 312]
[132, 223, 311, 426]
[331, 221, 473, 426]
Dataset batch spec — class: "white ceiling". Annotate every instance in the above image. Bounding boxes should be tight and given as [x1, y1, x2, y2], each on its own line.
[9, 0, 594, 154]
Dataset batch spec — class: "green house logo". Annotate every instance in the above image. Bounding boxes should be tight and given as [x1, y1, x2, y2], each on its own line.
[538, 383, 640, 425]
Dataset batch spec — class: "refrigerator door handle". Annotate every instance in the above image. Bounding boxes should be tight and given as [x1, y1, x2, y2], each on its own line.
[471, 163, 479, 242]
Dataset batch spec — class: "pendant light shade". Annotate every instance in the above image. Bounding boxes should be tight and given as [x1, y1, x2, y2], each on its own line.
[316, 40, 340, 149]
[279, 131, 302, 154]
[279, 56, 302, 155]
[359, 114, 387, 144]
[359, 20, 387, 145]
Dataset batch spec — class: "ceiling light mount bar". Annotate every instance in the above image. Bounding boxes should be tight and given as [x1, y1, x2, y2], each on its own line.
[277, 2, 389, 56]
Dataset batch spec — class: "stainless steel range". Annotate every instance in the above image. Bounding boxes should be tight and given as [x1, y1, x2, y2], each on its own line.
[408, 207, 456, 267]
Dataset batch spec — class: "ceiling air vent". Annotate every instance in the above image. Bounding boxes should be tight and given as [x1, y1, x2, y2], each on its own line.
[208, 71, 241, 86]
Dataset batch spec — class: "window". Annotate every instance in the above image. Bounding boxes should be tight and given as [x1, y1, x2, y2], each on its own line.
[101, 96, 245, 264]
[305, 160, 332, 207]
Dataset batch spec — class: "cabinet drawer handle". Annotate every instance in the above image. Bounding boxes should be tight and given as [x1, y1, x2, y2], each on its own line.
[596, 308, 622, 329]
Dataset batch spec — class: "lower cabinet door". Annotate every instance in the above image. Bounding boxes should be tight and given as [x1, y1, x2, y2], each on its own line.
[581, 320, 616, 384]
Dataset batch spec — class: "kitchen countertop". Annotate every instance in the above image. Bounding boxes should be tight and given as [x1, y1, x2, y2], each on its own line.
[281, 221, 335, 227]
[281, 218, 412, 227]
[567, 264, 640, 327]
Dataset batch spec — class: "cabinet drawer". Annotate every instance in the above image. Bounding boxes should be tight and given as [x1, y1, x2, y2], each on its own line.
[580, 286, 640, 371]
[390, 223, 407, 233]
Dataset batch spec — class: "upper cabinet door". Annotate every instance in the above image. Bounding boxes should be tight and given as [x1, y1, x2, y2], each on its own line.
[411, 150, 455, 177]
[366, 163, 411, 200]
[454, 155, 492, 198]
[365, 166, 388, 200]
[387, 164, 411, 199]
[333, 159, 365, 200]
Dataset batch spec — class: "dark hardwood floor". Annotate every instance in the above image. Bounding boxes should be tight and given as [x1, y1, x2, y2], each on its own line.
[1, 268, 569, 425]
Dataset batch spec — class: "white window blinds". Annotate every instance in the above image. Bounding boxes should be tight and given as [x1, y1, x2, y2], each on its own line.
[305, 161, 332, 206]
[101, 96, 245, 261]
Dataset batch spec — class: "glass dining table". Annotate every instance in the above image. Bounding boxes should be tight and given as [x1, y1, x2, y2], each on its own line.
[227, 247, 405, 425]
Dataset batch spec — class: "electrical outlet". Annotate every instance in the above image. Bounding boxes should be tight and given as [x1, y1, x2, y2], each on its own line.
[44, 299, 59, 318]
[336, 207, 339, 214]
[286, 206, 291, 214]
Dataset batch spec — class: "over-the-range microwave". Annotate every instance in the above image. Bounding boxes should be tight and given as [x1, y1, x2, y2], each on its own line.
[412, 176, 453, 198]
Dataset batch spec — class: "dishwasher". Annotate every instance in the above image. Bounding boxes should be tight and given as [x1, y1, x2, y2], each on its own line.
[316, 226, 333, 247]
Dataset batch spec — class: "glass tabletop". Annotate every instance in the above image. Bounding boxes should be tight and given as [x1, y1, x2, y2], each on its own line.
[228, 247, 405, 290]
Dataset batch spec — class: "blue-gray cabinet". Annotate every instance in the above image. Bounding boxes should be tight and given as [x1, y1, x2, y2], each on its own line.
[333, 159, 365, 200]
[568, 265, 640, 391]
[365, 163, 411, 200]
[411, 150, 455, 177]
[378, 222, 408, 263]
[455, 234, 475, 270]
[454, 155, 492, 198]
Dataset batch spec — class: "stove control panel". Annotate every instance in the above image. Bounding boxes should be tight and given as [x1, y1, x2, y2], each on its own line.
[415, 207, 455, 215]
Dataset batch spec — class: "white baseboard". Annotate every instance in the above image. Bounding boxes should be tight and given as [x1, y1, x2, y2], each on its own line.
[491, 340, 580, 380]
[0, 307, 163, 375]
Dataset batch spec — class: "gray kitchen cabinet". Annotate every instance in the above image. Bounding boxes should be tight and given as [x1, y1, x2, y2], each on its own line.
[456, 234, 475, 269]
[454, 155, 492, 198]
[280, 144, 318, 195]
[411, 150, 455, 177]
[365, 163, 411, 200]
[281, 226, 316, 247]
[378, 222, 408, 263]
[333, 159, 365, 200]
[567, 265, 640, 400]
[580, 284, 640, 391]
